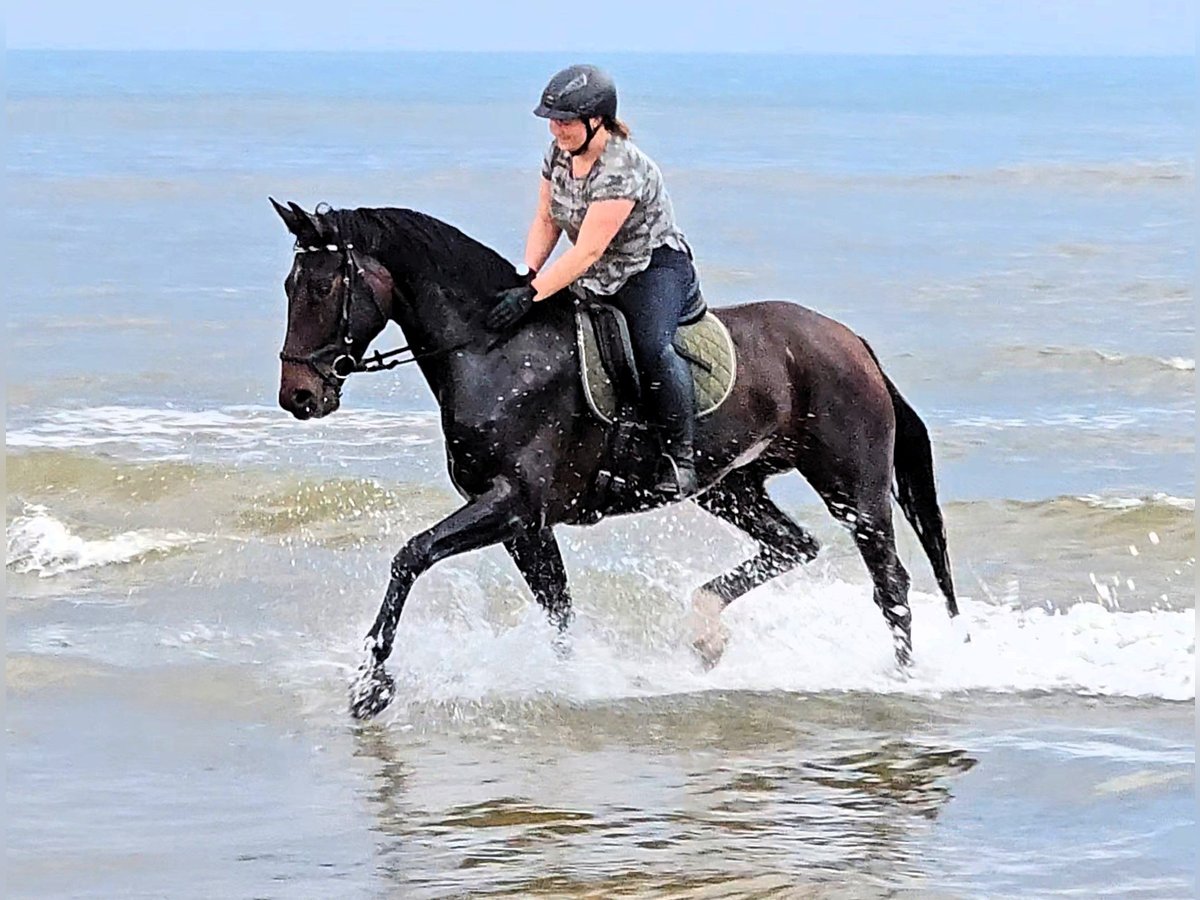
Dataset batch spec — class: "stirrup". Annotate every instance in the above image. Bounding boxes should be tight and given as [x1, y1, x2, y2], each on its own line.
[653, 452, 697, 498]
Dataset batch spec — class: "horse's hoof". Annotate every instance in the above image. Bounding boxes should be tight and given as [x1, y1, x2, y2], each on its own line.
[687, 588, 728, 670]
[551, 630, 574, 661]
[349, 663, 395, 720]
[692, 634, 726, 671]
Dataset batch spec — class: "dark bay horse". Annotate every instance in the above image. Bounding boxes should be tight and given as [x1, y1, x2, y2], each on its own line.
[270, 200, 960, 719]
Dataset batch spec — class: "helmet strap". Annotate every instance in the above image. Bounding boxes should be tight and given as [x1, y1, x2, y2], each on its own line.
[569, 117, 599, 157]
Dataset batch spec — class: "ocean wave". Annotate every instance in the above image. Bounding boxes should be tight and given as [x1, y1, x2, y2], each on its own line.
[6, 654, 118, 693]
[946, 493, 1195, 558]
[41, 314, 169, 331]
[7, 444, 1194, 562]
[7, 448, 459, 547]
[946, 410, 1189, 433]
[673, 160, 1192, 192]
[912, 160, 1192, 188]
[9, 397, 1192, 488]
[6, 504, 203, 577]
[960, 492, 1197, 521]
[7, 449, 217, 503]
[6, 404, 439, 463]
[239, 476, 451, 539]
[995, 344, 1194, 377]
[1075, 493, 1194, 513]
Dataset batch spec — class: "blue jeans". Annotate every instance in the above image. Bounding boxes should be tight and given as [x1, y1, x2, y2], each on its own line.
[604, 245, 702, 449]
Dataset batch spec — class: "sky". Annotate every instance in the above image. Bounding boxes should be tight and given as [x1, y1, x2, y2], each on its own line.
[6, 1, 1196, 54]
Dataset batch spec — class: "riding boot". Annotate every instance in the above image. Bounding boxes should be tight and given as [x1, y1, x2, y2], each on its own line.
[654, 425, 698, 498]
[648, 352, 698, 499]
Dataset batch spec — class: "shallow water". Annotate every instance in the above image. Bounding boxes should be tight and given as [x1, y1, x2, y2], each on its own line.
[6, 52, 1195, 898]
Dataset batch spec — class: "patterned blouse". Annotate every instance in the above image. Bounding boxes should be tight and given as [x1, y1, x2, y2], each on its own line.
[541, 135, 691, 297]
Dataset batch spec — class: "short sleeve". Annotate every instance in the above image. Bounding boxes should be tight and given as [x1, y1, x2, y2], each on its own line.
[589, 164, 644, 203]
[540, 141, 558, 180]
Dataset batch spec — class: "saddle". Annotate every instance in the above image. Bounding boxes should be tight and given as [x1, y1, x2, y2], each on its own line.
[575, 302, 737, 425]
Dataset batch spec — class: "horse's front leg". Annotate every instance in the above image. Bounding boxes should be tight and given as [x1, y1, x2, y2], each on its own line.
[504, 527, 573, 633]
[351, 478, 523, 719]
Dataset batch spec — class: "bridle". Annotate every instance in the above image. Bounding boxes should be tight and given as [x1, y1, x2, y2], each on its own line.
[279, 233, 468, 391]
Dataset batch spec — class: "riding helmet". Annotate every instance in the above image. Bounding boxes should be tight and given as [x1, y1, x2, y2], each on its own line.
[533, 64, 618, 121]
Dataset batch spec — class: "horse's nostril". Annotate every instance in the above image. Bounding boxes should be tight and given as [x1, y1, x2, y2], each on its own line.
[293, 389, 314, 409]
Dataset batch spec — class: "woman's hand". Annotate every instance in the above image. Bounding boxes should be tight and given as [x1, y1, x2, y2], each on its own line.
[486, 285, 537, 331]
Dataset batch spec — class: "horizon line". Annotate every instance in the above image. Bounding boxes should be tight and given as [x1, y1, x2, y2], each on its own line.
[7, 47, 1194, 59]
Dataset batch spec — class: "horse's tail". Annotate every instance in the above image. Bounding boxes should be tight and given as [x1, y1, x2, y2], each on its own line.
[860, 338, 959, 619]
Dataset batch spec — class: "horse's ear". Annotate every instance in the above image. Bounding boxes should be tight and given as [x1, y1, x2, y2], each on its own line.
[270, 196, 300, 232]
[271, 197, 320, 246]
[270, 199, 323, 247]
[288, 201, 332, 246]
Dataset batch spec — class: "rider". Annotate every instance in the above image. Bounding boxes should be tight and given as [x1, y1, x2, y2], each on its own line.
[487, 64, 703, 498]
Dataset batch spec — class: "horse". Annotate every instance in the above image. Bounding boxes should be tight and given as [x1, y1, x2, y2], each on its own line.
[270, 199, 961, 720]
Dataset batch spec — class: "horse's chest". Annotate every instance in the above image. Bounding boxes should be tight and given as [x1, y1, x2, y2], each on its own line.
[442, 414, 499, 453]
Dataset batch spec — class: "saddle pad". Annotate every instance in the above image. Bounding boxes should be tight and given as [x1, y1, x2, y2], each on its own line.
[577, 308, 737, 425]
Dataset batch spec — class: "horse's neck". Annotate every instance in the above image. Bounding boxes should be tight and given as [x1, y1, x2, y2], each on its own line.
[396, 273, 477, 338]
[386, 277, 476, 400]
[364, 213, 506, 399]
[373, 224, 484, 341]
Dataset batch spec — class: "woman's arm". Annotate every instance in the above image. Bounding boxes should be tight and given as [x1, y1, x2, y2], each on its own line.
[530, 197, 634, 300]
[523, 178, 561, 273]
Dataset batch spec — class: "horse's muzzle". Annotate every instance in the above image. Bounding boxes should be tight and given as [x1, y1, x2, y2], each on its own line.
[279, 382, 340, 420]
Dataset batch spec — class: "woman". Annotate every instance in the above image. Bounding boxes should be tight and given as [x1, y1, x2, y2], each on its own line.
[487, 64, 703, 498]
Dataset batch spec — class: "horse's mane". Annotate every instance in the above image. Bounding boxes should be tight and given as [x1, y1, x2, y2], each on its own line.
[329, 207, 518, 300]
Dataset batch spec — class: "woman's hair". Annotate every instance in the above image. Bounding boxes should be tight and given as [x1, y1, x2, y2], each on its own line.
[602, 115, 630, 138]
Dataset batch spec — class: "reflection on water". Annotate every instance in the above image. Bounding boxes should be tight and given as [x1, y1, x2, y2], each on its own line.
[352, 706, 976, 898]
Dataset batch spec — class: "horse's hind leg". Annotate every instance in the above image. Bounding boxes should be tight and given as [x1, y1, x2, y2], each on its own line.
[805, 458, 913, 666]
[850, 501, 912, 666]
[689, 466, 821, 665]
[696, 467, 821, 605]
[504, 527, 573, 633]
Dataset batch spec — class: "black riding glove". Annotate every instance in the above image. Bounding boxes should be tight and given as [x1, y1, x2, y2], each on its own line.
[486, 285, 537, 331]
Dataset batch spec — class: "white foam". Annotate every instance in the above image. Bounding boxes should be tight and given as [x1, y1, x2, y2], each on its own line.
[297, 574, 1194, 716]
[6, 504, 202, 577]
[6, 404, 438, 463]
[917, 160, 1193, 187]
[1076, 492, 1195, 512]
[1160, 357, 1195, 372]
[685, 582, 1192, 701]
[950, 411, 1169, 432]
[1045, 347, 1195, 374]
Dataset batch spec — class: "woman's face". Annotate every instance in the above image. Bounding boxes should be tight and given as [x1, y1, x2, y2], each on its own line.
[549, 116, 599, 153]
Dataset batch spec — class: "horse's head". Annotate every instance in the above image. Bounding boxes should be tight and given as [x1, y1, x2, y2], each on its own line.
[271, 199, 395, 419]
